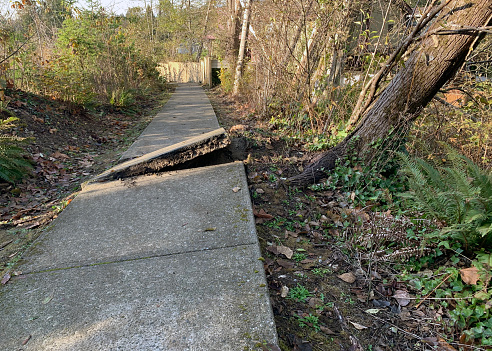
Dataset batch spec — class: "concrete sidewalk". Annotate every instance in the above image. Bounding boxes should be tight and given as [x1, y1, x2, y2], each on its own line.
[119, 84, 220, 162]
[0, 84, 278, 350]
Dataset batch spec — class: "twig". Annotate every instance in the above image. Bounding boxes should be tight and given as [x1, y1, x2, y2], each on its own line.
[363, 312, 423, 341]
[416, 25, 492, 39]
[415, 273, 453, 309]
[347, 0, 452, 130]
[0, 34, 34, 66]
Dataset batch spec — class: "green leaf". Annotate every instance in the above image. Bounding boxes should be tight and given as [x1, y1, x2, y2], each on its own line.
[477, 223, 492, 237]
[477, 252, 492, 266]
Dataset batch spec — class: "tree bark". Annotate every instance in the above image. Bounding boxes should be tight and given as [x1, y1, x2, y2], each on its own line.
[232, 0, 252, 96]
[288, 0, 492, 186]
[226, 0, 242, 67]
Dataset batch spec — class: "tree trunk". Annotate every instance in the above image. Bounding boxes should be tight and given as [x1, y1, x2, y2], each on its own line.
[288, 0, 492, 186]
[232, 0, 252, 96]
[226, 0, 242, 68]
[196, 0, 214, 62]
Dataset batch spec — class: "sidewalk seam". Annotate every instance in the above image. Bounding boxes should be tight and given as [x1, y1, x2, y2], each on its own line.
[20, 241, 262, 275]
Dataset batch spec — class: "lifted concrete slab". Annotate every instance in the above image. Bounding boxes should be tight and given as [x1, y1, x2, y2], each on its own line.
[1, 83, 278, 350]
[119, 84, 220, 162]
[0, 246, 277, 351]
[88, 128, 229, 184]
[20, 162, 256, 273]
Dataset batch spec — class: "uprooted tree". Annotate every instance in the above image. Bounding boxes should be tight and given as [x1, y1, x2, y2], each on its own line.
[288, 0, 492, 186]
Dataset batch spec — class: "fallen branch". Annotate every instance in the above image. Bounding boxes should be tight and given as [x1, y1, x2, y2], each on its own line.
[415, 273, 453, 309]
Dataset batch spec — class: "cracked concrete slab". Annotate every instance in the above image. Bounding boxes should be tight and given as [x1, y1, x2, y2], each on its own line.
[20, 162, 256, 273]
[88, 128, 229, 184]
[0, 83, 278, 350]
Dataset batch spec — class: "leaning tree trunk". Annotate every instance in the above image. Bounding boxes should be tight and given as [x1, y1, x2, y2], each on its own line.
[288, 0, 492, 185]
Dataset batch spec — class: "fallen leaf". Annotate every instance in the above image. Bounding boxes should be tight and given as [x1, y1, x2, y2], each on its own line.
[300, 259, 315, 264]
[350, 321, 368, 330]
[232, 186, 241, 193]
[320, 326, 336, 335]
[78, 160, 94, 168]
[229, 124, 248, 132]
[203, 227, 216, 232]
[277, 259, 294, 269]
[392, 290, 411, 306]
[254, 208, 274, 219]
[485, 300, 492, 310]
[365, 308, 381, 314]
[1, 272, 11, 285]
[256, 188, 265, 194]
[422, 336, 457, 351]
[460, 267, 480, 285]
[267, 245, 294, 259]
[338, 272, 356, 284]
[285, 230, 298, 238]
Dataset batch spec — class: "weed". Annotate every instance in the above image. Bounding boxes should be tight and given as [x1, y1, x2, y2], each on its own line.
[311, 145, 405, 208]
[305, 194, 315, 202]
[312, 268, 331, 276]
[297, 314, 320, 332]
[265, 217, 286, 230]
[401, 252, 492, 346]
[340, 292, 355, 305]
[292, 253, 307, 262]
[268, 174, 278, 183]
[287, 284, 312, 302]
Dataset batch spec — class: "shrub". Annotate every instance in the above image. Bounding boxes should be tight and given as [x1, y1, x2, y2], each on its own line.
[398, 150, 492, 252]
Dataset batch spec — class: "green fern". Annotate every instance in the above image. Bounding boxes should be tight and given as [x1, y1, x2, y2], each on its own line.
[0, 117, 32, 183]
[398, 150, 492, 252]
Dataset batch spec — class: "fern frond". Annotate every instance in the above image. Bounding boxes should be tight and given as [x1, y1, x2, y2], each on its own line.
[0, 118, 33, 183]
[399, 147, 492, 252]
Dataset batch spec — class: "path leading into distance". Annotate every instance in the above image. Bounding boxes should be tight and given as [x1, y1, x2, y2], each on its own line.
[0, 83, 278, 350]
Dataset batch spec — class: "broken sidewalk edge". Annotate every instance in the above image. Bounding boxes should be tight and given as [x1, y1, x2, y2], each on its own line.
[85, 128, 230, 186]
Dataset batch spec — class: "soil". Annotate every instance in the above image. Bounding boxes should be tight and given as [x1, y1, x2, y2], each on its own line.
[206, 88, 441, 351]
[1, 85, 442, 351]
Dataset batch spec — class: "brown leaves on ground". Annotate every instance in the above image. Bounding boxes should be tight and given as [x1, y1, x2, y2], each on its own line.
[208, 88, 443, 351]
[460, 267, 480, 285]
[253, 208, 274, 224]
[422, 336, 457, 351]
[392, 290, 411, 306]
[338, 272, 356, 284]
[254, 208, 274, 219]
[1, 272, 11, 284]
[267, 245, 294, 259]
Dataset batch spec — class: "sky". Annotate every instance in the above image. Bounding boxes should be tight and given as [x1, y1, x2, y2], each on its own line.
[80, 0, 141, 15]
[0, 0, 148, 17]
[93, 0, 153, 15]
